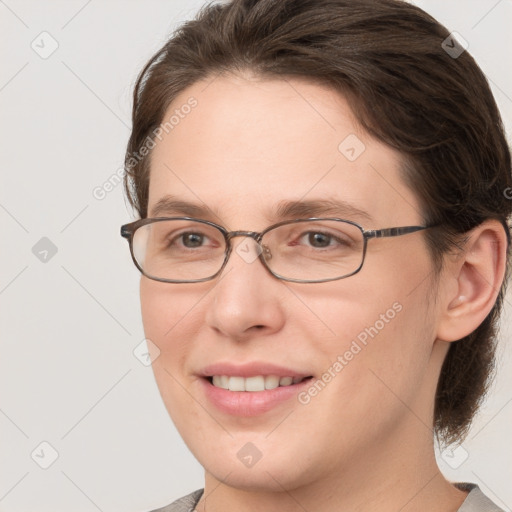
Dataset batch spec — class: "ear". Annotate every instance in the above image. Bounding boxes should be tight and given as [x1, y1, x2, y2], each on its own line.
[436, 220, 508, 342]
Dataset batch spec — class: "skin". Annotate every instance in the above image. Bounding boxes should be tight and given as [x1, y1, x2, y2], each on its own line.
[139, 72, 507, 512]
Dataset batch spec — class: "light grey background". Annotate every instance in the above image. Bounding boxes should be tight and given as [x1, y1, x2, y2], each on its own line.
[0, 1, 511, 511]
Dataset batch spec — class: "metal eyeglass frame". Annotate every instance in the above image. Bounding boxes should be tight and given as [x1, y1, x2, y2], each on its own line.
[120, 216, 436, 284]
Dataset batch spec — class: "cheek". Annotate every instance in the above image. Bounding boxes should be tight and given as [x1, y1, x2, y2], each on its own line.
[140, 278, 174, 336]
[139, 278, 200, 385]
[140, 278, 202, 422]
[140, 278, 199, 345]
[307, 266, 436, 403]
[294, 287, 435, 456]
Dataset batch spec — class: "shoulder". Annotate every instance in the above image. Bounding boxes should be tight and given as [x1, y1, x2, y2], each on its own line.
[148, 484, 505, 512]
[456, 482, 505, 512]
[149, 489, 204, 512]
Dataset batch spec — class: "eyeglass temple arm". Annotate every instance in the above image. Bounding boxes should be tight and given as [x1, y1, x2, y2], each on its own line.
[364, 225, 431, 239]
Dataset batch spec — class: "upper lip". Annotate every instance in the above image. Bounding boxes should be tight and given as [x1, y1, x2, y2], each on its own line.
[198, 361, 312, 378]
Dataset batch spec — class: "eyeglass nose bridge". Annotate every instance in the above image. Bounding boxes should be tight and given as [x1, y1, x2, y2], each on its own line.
[224, 230, 273, 262]
[225, 230, 262, 240]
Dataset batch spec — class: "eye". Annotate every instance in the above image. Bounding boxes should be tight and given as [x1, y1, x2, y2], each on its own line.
[297, 230, 351, 249]
[302, 231, 335, 248]
[167, 230, 222, 251]
[178, 232, 207, 248]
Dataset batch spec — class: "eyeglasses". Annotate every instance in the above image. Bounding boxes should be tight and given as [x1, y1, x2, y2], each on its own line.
[120, 217, 434, 284]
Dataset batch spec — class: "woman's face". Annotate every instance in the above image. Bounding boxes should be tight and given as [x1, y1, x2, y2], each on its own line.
[140, 73, 444, 491]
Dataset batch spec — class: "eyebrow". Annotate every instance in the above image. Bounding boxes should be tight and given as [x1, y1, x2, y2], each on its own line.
[273, 198, 373, 223]
[149, 196, 223, 219]
[149, 195, 374, 224]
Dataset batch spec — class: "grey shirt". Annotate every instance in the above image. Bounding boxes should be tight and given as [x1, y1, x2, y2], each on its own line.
[150, 482, 504, 511]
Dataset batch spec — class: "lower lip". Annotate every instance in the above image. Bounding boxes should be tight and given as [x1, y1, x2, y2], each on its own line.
[199, 377, 313, 417]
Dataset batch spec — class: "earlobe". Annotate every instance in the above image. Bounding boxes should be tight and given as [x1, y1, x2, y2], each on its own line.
[436, 220, 507, 343]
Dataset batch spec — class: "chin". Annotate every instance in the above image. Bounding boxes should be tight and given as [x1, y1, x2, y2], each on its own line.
[186, 432, 320, 492]
[203, 456, 311, 493]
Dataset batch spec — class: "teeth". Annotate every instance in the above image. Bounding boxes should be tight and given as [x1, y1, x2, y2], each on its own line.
[211, 375, 304, 391]
[228, 376, 245, 391]
[280, 376, 293, 386]
[212, 375, 229, 389]
[265, 375, 279, 390]
[245, 376, 265, 391]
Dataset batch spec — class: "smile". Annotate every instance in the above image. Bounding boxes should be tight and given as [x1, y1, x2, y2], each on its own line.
[209, 375, 310, 392]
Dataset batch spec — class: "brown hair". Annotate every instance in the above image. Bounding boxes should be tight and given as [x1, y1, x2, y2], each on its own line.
[123, 0, 511, 445]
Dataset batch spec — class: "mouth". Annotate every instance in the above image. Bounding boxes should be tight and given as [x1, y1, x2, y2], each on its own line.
[197, 362, 315, 416]
[205, 375, 314, 392]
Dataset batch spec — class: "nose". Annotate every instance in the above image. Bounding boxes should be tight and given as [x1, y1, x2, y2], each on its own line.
[204, 237, 286, 341]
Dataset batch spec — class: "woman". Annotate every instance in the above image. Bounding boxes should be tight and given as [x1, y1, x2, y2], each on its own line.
[120, 0, 510, 510]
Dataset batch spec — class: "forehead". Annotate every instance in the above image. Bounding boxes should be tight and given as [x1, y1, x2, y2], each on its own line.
[147, 73, 422, 228]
